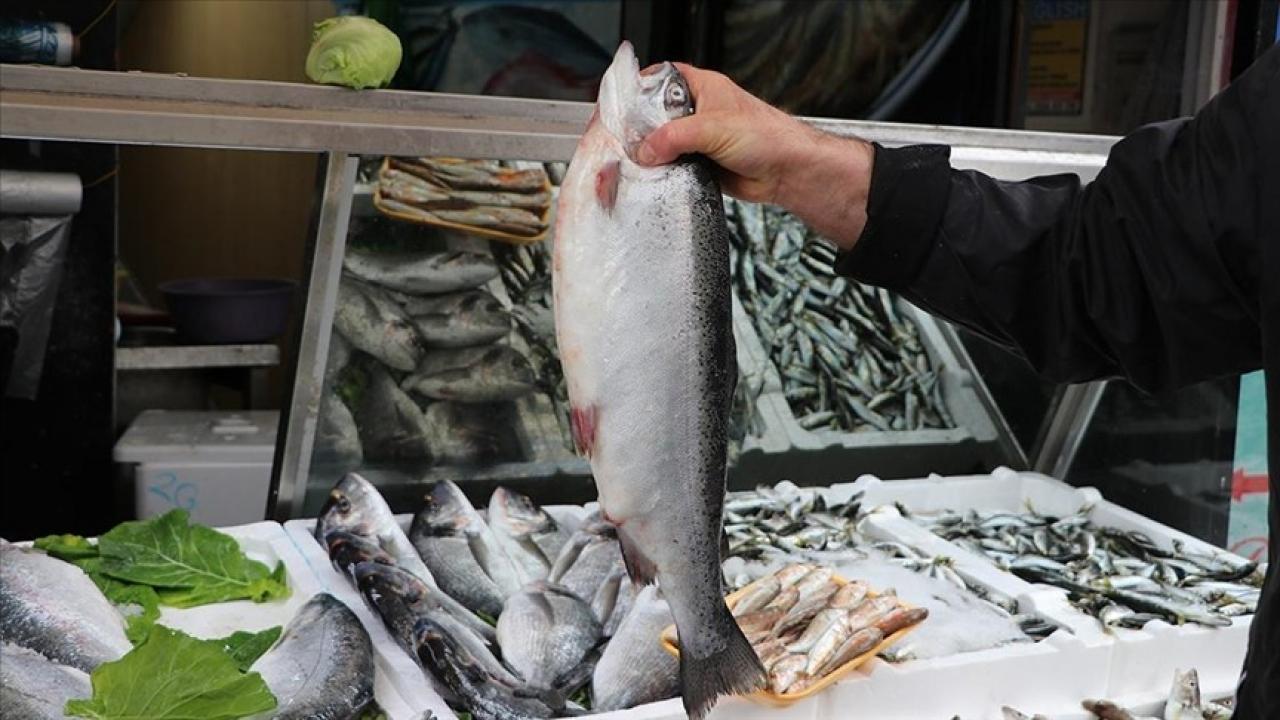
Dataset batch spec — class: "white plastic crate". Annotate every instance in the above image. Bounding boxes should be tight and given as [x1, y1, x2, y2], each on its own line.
[850, 468, 1253, 704]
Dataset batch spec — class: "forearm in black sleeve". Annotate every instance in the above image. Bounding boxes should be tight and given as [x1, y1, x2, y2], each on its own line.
[835, 45, 1277, 393]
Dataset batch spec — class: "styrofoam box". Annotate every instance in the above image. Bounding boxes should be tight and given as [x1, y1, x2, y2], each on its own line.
[285, 507, 829, 720]
[850, 468, 1253, 708]
[17, 522, 424, 720]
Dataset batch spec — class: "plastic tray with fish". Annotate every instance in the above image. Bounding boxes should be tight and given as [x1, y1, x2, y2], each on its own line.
[851, 468, 1255, 702]
[16, 521, 426, 720]
[732, 301, 1005, 486]
[658, 571, 924, 707]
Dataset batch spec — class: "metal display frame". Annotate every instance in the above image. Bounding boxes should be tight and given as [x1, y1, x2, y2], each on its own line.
[0, 65, 1118, 520]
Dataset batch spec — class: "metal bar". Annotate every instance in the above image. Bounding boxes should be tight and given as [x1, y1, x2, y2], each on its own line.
[270, 152, 358, 521]
[1032, 380, 1108, 480]
[115, 344, 279, 370]
[2, 65, 1116, 176]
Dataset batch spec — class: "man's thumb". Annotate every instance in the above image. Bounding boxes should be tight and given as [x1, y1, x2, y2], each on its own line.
[636, 116, 703, 166]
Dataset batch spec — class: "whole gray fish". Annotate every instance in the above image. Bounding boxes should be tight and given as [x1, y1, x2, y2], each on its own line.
[396, 157, 547, 193]
[1, 642, 92, 720]
[353, 562, 506, 672]
[392, 289, 512, 348]
[549, 527, 624, 604]
[316, 390, 363, 464]
[324, 530, 395, 582]
[488, 486, 571, 581]
[252, 593, 374, 720]
[381, 168, 551, 210]
[592, 586, 681, 711]
[354, 363, 433, 461]
[401, 345, 536, 403]
[0, 541, 131, 672]
[333, 278, 424, 371]
[315, 473, 495, 641]
[409, 481, 517, 617]
[343, 246, 498, 295]
[421, 402, 504, 466]
[414, 615, 556, 720]
[496, 581, 601, 690]
[552, 43, 765, 718]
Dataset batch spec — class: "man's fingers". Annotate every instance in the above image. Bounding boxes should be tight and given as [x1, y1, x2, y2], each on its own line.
[637, 115, 713, 165]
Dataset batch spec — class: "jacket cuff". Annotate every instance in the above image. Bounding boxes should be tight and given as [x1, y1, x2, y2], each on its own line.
[833, 143, 952, 289]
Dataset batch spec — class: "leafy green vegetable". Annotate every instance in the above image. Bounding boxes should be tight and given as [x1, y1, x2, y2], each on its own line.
[305, 16, 402, 89]
[34, 533, 99, 559]
[97, 510, 289, 608]
[207, 626, 283, 672]
[475, 610, 497, 626]
[64, 626, 276, 720]
[355, 704, 389, 720]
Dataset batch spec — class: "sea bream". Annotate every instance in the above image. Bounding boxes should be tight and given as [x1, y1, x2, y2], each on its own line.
[552, 41, 766, 718]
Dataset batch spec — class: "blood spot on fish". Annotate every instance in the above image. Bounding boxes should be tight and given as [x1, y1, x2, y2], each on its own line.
[570, 405, 598, 458]
[595, 161, 620, 211]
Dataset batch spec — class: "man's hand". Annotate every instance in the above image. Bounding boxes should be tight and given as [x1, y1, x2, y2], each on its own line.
[635, 63, 874, 251]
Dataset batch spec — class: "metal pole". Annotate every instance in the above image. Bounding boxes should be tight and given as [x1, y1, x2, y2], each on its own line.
[269, 152, 358, 521]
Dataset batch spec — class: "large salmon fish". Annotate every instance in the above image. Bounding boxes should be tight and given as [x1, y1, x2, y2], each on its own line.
[552, 41, 766, 719]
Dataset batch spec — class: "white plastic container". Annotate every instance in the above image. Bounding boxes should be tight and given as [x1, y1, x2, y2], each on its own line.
[114, 410, 278, 527]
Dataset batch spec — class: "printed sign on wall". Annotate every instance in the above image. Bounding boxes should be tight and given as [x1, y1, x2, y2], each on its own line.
[1228, 371, 1268, 561]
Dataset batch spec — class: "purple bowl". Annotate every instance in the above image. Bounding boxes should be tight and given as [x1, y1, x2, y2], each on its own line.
[159, 278, 296, 344]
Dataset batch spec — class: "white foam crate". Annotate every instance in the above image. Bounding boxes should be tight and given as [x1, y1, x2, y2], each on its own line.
[17, 522, 423, 720]
[850, 468, 1253, 704]
[287, 506, 837, 720]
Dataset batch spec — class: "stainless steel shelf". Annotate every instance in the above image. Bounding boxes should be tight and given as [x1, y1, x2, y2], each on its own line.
[115, 344, 280, 371]
[2, 65, 1116, 179]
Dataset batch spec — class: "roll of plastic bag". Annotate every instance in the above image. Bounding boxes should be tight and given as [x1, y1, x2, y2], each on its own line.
[0, 170, 83, 215]
[0, 215, 74, 399]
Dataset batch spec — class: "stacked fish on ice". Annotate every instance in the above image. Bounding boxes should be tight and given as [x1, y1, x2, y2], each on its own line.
[319, 236, 537, 467]
[314, 473, 681, 719]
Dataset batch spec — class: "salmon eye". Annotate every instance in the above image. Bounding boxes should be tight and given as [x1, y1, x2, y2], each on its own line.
[664, 81, 687, 110]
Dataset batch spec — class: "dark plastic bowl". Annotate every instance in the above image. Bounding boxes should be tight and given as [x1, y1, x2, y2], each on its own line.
[159, 278, 296, 344]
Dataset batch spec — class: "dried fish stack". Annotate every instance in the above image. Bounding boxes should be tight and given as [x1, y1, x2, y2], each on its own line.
[726, 563, 927, 695]
[908, 506, 1263, 630]
[377, 157, 551, 239]
[724, 198, 953, 434]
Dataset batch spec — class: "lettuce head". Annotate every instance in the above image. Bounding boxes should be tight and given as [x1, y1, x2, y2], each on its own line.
[306, 16, 402, 90]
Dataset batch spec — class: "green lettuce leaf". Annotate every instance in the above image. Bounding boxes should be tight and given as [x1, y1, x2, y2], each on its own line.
[207, 626, 283, 672]
[64, 626, 276, 720]
[97, 510, 289, 608]
[305, 16, 402, 89]
[34, 533, 99, 559]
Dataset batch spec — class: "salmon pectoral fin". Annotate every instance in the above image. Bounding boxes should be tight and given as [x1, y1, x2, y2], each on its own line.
[615, 526, 658, 587]
[569, 405, 597, 458]
[679, 603, 768, 720]
[594, 160, 620, 211]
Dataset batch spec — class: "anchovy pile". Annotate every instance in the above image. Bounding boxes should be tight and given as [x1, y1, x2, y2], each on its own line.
[909, 507, 1261, 630]
[729, 563, 927, 695]
[723, 482, 863, 563]
[724, 198, 952, 433]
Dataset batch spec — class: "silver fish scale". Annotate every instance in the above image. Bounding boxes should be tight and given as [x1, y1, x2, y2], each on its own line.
[908, 506, 1262, 629]
[725, 199, 950, 434]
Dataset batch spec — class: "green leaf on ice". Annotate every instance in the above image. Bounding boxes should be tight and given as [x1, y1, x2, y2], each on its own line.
[97, 578, 162, 645]
[207, 626, 283, 672]
[97, 510, 289, 608]
[34, 533, 99, 559]
[64, 626, 276, 720]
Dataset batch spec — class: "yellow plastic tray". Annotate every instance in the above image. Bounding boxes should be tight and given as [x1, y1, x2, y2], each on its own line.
[659, 571, 923, 706]
[373, 157, 552, 245]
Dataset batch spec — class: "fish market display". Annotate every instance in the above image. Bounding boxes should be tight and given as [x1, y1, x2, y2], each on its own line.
[592, 586, 681, 711]
[553, 42, 766, 718]
[323, 216, 538, 466]
[721, 563, 926, 695]
[378, 157, 550, 238]
[908, 506, 1260, 629]
[0, 540, 131, 672]
[316, 474, 680, 719]
[251, 593, 375, 720]
[315, 473, 495, 641]
[724, 198, 952, 433]
[0, 642, 92, 720]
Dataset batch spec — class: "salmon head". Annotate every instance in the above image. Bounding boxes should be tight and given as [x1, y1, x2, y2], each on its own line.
[595, 41, 693, 158]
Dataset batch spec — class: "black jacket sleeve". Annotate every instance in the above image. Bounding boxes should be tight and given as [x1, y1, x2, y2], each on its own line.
[835, 44, 1278, 394]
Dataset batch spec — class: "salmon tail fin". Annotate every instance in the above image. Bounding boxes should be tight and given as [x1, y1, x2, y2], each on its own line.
[679, 604, 767, 720]
[616, 526, 658, 586]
